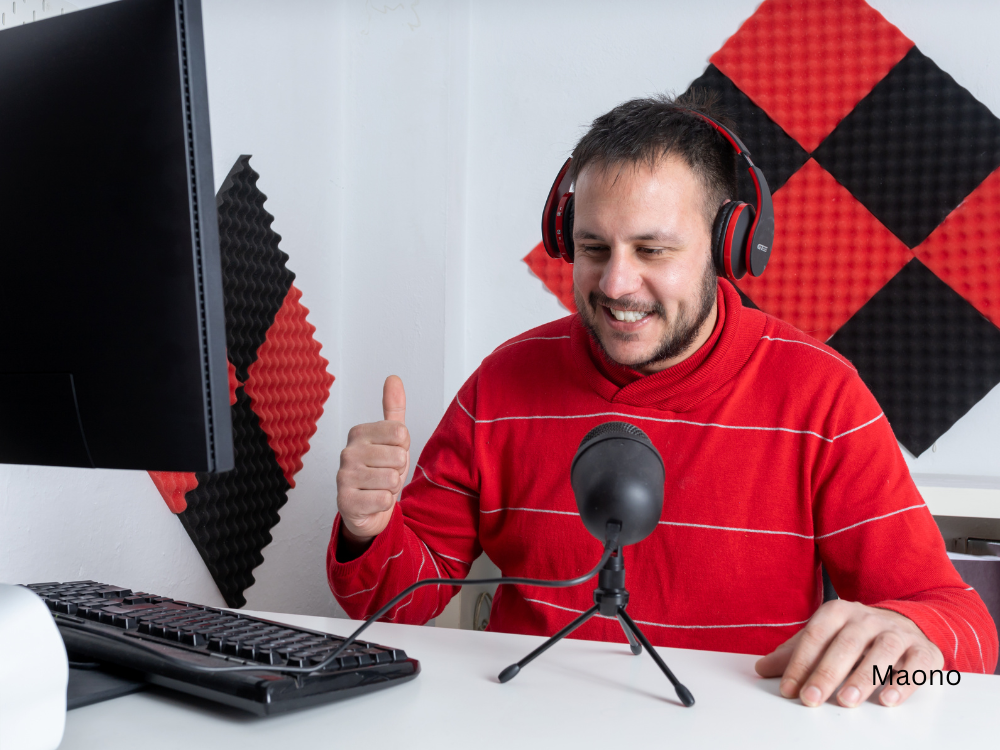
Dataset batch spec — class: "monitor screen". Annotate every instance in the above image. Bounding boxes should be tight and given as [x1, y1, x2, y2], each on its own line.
[0, 0, 233, 472]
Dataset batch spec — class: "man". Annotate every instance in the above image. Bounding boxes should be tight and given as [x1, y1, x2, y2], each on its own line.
[329, 95, 998, 708]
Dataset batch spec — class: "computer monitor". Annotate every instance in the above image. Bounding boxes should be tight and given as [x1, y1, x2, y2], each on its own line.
[0, 0, 233, 472]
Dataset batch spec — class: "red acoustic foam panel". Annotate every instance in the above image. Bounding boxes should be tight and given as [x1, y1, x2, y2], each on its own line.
[227, 359, 239, 406]
[523, 242, 577, 312]
[147, 470, 198, 514]
[711, 0, 913, 152]
[915, 167, 1000, 328]
[242, 284, 334, 488]
[738, 160, 913, 342]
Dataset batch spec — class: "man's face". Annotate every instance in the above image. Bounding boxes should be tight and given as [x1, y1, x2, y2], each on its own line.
[572, 155, 719, 374]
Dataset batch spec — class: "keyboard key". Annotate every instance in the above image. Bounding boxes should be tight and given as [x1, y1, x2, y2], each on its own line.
[179, 631, 207, 647]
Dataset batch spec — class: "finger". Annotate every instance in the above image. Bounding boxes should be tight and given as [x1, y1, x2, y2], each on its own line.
[778, 602, 851, 700]
[797, 622, 875, 707]
[382, 375, 406, 424]
[344, 466, 405, 493]
[877, 642, 944, 708]
[834, 631, 909, 708]
[342, 444, 408, 471]
[755, 632, 802, 677]
[348, 421, 410, 449]
[337, 488, 397, 519]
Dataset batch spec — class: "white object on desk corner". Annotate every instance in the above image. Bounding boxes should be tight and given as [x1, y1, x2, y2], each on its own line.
[0, 584, 68, 750]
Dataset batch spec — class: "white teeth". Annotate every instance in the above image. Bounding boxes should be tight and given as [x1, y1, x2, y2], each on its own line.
[609, 308, 649, 323]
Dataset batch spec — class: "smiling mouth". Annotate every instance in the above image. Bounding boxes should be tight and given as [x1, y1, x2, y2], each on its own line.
[603, 305, 652, 323]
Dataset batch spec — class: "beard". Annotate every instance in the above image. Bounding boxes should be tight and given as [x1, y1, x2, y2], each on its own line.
[575, 255, 718, 371]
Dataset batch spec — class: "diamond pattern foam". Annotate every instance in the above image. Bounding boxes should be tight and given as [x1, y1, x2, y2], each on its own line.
[243, 285, 334, 488]
[827, 259, 1000, 456]
[737, 160, 913, 342]
[147, 363, 240, 514]
[684, 64, 810, 195]
[524, 242, 577, 312]
[814, 47, 1000, 249]
[177, 384, 291, 608]
[710, 0, 913, 152]
[915, 166, 1000, 329]
[216, 155, 296, 382]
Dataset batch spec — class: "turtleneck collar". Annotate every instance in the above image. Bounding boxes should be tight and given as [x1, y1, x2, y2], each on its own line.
[571, 278, 765, 412]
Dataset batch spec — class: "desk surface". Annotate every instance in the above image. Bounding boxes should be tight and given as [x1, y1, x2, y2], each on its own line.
[61, 611, 1000, 749]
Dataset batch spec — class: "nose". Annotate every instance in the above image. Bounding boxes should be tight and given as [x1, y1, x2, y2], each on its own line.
[599, 246, 642, 300]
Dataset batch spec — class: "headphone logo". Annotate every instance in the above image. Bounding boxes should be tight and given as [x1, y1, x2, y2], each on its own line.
[757, 244, 769, 253]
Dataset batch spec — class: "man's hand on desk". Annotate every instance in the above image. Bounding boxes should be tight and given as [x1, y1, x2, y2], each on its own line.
[336, 375, 410, 558]
[755, 599, 943, 708]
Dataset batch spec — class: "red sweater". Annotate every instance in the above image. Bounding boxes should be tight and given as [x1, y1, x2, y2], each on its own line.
[328, 280, 998, 672]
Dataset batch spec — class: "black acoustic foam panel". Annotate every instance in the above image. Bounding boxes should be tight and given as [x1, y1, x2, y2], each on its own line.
[814, 47, 1000, 248]
[828, 259, 1000, 456]
[177, 385, 290, 608]
[216, 155, 296, 381]
[684, 64, 811, 201]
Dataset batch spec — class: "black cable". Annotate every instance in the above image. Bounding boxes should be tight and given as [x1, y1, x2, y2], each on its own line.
[57, 531, 619, 677]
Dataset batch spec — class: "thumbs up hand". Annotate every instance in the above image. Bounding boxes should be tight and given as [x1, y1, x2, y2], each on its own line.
[336, 375, 411, 545]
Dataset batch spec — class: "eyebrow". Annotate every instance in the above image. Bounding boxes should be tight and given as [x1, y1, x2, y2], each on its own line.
[575, 229, 683, 243]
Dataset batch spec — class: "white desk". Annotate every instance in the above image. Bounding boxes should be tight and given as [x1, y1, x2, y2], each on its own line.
[60, 611, 1000, 749]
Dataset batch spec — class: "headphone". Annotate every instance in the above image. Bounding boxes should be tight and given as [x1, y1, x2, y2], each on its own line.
[540, 111, 775, 281]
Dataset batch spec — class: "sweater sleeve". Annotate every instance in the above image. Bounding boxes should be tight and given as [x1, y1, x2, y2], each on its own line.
[326, 369, 483, 624]
[812, 380, 998, 674]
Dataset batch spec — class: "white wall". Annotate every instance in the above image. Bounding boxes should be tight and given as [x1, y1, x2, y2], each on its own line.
[2, 0, 999, 622]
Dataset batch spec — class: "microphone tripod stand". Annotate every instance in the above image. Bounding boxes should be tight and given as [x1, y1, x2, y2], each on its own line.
[497, 548, 695, 707]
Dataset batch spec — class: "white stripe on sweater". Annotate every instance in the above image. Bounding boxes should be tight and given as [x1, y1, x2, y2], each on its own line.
[923, 605, 960, 664]
[481, 506, 925, 542]
[386, 544, 426, 622]
[524, 597, 809, 630]
[330, 549, 403, 600]
[437, 551, 474, 566]
[815, 504, 925, 540]
[760, 336, 854, 369]
[959, 615, 985, 673]
[416, 464, 478, 498]
[657, 520, 814, 539]
[454, 398, 884, 444]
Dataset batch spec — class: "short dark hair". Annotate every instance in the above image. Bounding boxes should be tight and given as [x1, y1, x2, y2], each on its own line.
[568, 91, 739, 227]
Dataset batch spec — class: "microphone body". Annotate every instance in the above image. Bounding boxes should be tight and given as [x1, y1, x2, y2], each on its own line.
[571, 421, 665, 547]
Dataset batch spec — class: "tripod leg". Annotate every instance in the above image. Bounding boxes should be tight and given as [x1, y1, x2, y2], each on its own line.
[617, 612, 642, 655]
[498, 605, 599, 683]
[617, 608, 695, 707]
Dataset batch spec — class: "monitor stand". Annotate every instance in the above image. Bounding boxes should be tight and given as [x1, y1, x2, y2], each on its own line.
[67, 665, 146, 709]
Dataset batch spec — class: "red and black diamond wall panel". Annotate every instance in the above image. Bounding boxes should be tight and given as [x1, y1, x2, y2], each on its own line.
[524, 0, 1000, 458]
[149, 156, 334, 608]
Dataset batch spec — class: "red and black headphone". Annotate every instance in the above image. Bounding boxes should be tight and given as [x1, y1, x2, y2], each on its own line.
[540, 111, 775, 281]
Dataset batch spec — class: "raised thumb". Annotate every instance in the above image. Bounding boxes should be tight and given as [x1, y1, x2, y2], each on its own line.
[382, 375, 406, 424]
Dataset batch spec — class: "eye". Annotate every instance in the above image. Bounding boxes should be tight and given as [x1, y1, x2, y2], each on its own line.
[637, 246, 666, 256]
[580, 244, 610, 254]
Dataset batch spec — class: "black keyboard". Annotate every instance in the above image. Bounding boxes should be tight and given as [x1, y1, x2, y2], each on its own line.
[25, 580, 419, 715]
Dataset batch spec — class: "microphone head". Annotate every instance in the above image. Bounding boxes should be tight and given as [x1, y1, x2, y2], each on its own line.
[570, 422, 664, 547]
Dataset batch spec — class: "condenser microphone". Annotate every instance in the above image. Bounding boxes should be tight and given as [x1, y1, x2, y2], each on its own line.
[571, 421, 665, 547]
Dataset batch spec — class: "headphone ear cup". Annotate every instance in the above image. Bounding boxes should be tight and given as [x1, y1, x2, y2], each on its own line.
[711, 201, 741, 276]
[562, 195, 575, 262]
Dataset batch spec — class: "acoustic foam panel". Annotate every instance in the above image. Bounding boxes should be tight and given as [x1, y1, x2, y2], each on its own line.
[736, 159, 912, 342]
[813, 47, 1000, 249]
[709, 0, 914, 153]
[685, 64, 810, 198]
[148, 156, 333, 607]
[216, 155, 296, 382]
[827, 258, 1000, 456]
[522, 0, 1000, 457]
